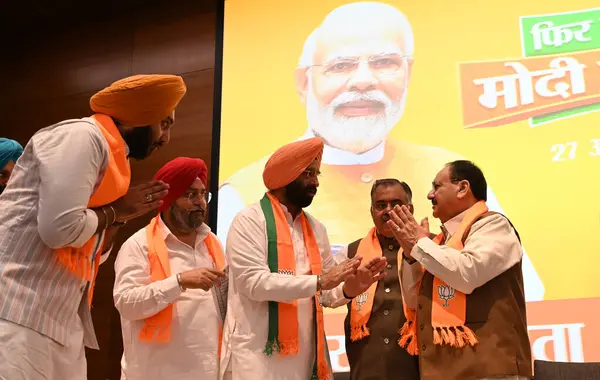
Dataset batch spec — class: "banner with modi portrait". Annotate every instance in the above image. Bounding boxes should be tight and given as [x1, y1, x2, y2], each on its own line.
[216, 0, 600, 372]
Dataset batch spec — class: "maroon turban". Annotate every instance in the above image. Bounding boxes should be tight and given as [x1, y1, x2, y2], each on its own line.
[263, 137, 324, 190]
[154, 157, 207, 212]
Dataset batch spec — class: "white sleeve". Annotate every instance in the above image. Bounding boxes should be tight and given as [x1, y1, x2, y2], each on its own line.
[36, 122, 107, 249]
[410, 214, 523, 294]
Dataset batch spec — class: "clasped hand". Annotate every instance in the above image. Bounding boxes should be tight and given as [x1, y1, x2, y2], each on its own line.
[319, 256, 388, 298]
[386, 205, 430, 258]
[342, 256, 388, 298]
[111, 181, 170, 223]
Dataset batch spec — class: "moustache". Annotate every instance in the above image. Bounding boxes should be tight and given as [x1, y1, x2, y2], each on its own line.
[189, 208, 205, 214]
[431, 200, 437, 206]
[305, 186, 317, 194]
[332, 90, 391, 111]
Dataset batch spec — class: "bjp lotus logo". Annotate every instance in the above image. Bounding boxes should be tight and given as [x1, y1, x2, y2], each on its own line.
[355, 293, 369, 311]
[437, 285, 455, 307]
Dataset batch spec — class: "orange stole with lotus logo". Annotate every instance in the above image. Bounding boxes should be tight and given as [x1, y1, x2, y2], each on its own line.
[399, 201, 489, 355]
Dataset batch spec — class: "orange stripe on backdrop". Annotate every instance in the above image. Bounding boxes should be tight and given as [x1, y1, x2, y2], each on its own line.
[324, 297, 600, 372]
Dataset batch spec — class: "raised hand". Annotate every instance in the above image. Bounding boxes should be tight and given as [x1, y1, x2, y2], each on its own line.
[320, 257, 362, 290]
[342, 256, 388, 298]
[387, 205, 429, 254]
[111, 181, 170, 223]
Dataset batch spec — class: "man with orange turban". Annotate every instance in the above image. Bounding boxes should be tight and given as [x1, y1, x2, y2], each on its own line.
[0, 74, 186, 380]
[114, 157, 227, 380]
[221, 137, 388, 380]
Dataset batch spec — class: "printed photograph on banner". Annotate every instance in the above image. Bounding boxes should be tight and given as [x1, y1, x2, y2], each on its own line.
[219, 0, 600, 372]
[219, 0, 545, 303]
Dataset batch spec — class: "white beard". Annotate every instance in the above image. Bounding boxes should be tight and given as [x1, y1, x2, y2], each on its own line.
[305, 80, 406, 154]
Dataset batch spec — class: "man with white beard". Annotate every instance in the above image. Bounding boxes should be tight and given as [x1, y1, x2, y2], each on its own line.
[217, 1, 544, 302]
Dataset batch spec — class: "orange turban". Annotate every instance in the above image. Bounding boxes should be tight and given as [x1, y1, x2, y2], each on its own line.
[90, 74, 187, 127]
[263, 138, 324, 190]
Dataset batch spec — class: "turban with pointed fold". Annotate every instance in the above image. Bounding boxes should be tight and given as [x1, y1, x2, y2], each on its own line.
[263, 137, 324, 190]
[0, 138, 23, 169]
[90, 74, 187, 127]
[154, 157, 208, 212]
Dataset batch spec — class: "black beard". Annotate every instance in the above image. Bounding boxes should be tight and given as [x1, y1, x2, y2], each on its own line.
[120, 126, 159, 160]
[0, 184, 5, 195]
[169, 204, 205, 232]
[285, 180, 317, 209]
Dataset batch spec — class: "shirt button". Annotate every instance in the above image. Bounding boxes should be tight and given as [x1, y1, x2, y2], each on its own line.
[383, 310, 390, 316]
[418, 304, 423, 310]
[385, 288, 391, 293]
[386, 264, 392, 269]
[388, 245, 394, 251]
[384, 338, 390, 344]
[420, 324, 424, 330]
[422, 345, 427, 351]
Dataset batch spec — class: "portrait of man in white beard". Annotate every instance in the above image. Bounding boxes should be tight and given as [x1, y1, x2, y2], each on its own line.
[217, 1, 545, 302]
[303, 46, 408, 155]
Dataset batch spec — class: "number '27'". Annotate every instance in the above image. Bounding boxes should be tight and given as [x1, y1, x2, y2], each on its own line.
[551, 139, 600, 162]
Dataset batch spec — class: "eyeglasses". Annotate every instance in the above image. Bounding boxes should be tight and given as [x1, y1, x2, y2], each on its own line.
[181, 191, 212, 203]
[311, 54, 412, 77]
[372, 201, 405, 211]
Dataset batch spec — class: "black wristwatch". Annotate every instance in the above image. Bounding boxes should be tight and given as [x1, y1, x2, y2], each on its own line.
[403, 253, 417, 265]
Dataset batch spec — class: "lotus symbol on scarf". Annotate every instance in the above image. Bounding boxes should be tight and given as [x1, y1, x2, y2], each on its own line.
[355, 292, 368, 311]
[437, 285, 455, 307]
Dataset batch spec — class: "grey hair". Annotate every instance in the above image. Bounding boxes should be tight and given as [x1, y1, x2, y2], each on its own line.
[370, 178, 413, 204]
[298, 3, 415, 68]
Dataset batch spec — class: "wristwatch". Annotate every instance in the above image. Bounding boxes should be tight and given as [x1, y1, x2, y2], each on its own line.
[403, 253, 417, 265]
[316, 275, 322, 292]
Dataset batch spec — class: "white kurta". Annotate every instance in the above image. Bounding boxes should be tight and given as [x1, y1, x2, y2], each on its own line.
[114, 216, 223, 380]
[220, 202, 348, 380]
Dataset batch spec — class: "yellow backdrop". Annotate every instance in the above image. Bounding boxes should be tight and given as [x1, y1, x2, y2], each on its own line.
[220, 0, 600, 301]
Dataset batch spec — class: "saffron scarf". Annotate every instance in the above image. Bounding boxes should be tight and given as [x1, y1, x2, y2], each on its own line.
[260, 193, 330, 380]
[54, 113, 131, 305]
[348, 227, 398, 341]
[399, 201, 488, 355]
[139, 215, 226, 351]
